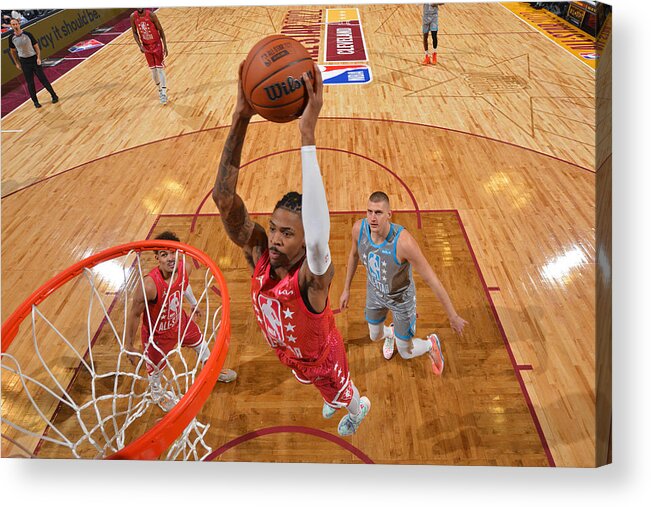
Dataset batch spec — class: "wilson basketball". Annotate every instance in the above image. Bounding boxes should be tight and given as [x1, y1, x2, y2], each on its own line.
[242, 35, 315, 123]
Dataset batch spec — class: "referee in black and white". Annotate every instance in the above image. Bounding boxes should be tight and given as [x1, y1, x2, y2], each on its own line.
[8, 17, 59, 109]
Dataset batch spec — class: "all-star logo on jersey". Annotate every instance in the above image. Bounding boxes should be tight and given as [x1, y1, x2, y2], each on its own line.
[368, 252, 382, 281]
[158, 290, 181, 332]
[257, 294, 285, 345]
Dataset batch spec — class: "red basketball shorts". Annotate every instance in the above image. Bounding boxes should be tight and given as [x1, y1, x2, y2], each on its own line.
[143, 42, 164, 68]
[141, 312, 202, 373]
[285, 338, 354, 409]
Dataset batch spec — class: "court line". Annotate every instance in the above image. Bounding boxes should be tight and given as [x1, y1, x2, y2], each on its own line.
[2, 12, 133, 121]
[331, 117, 596, 174]
[165, 208, 554, 465]
[1, 117, 594, 200]
[190, 147, 422, 232]
[498, 3, 596, 72]
[204, 425, 374, 463]
[454, 208, 555, 466]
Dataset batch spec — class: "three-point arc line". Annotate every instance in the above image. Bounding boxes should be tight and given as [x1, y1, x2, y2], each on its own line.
[191, 146, 422, 233]
[204, 425, 374, 463]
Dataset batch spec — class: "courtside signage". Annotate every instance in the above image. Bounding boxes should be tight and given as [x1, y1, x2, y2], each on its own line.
[68, 39, 104, 52]
[325, 8, 368, 62]
[319, 64, 372, 85]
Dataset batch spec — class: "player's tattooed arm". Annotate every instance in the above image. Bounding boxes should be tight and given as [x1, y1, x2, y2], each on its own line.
[213, 116, 251, 245]
[213, 61, 265, 270]
[213, 116, 267, 270]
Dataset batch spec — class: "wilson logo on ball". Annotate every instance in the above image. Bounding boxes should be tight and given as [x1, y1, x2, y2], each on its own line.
[243, 35, 314, 123]
[263, 70, 313, 102]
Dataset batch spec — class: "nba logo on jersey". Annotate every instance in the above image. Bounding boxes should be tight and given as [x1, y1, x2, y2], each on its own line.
[258, 294, 285, 345]
[158, 290, 181, 331]
[368, 252, 382, 281]
[168, 291, 180, 314]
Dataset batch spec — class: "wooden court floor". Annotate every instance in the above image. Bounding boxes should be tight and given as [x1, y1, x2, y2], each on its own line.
[1, 4, 603, 466]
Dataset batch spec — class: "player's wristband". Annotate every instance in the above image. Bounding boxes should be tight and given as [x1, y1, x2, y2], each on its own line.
[184, 285, 198, 307]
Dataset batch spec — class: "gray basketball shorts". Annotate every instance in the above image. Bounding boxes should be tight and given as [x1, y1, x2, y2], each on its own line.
[364, 293, 417, 341]
[422, 19, 438, 33]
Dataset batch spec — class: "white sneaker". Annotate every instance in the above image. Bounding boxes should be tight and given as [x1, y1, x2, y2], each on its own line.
[218, 368, 237, 383]
[383, 327, 395, 360]
[337, 396, 370, 437]
[150, 386, 178, 412]
[159, 89, 168, 104]
[196, 343, 210, 365]
[322, 402, 337, 419]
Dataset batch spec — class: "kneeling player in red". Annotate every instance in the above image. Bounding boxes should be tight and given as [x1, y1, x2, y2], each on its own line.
[130, 8, 169, 104]
[126, 231, 237, 411]
[213, 63, 370, 436]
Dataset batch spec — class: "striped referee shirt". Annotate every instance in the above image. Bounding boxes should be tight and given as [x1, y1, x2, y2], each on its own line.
[8, 31, 38, 58]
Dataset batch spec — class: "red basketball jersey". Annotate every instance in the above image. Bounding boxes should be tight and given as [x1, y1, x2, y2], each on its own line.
[143, 260, 188, 336]
[251, 250, 341, 369]
[134, 9, 161, 45]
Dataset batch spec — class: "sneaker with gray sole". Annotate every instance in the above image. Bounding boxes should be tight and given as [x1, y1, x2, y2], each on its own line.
[218, 368, 237, 383]
[337, 396, 370, 436]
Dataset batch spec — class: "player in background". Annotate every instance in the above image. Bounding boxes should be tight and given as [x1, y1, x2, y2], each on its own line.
[422, 3, 441, 65]
[131, 8, 169, 104]
[126, 231, 237, 411]
[339, 192, 467, 373]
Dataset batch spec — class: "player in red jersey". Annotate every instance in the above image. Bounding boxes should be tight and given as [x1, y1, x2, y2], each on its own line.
[213, 64, 371, 436]
[130, 8, 169, 104]
[126, 231, 237, 411]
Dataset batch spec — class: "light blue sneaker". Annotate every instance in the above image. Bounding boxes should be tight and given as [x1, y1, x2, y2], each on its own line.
[322, 402, 337, 419]
[337, 396, 370, 436]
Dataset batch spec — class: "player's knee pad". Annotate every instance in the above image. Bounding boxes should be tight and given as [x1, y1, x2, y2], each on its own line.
[368, 323, 383, 342]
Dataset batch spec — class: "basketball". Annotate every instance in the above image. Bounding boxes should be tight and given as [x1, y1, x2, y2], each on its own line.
[242, 35, 315, 123]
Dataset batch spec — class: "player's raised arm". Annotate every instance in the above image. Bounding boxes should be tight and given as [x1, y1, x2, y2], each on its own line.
[213, 61, 267, 271]
[298, 66, 334, 312]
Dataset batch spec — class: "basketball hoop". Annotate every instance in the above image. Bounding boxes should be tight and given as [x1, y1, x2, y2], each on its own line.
[1, 240, 230, 460]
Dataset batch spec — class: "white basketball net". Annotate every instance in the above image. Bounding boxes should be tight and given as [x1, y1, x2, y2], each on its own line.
[1, 248, 224, 460]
